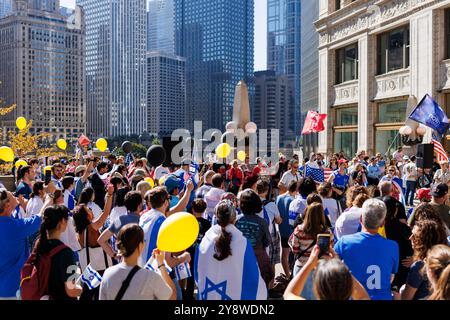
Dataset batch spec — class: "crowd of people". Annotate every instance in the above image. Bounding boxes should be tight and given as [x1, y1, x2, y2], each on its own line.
[0, 147, 449, 301]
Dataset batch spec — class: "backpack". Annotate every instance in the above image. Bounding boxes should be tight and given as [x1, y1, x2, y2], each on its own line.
[20, 243, 68, 300]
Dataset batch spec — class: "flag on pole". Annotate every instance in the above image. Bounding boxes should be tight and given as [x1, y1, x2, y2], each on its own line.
[301, 111, 327, 135]
[409, 94, 449, 135]
[432, 133, 449, 162]
[79, 264, 102, 290]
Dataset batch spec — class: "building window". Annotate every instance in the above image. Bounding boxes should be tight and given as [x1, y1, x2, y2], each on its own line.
[375, 100, 407, 155]
[333, 106, 358, 157]
[377, 26, 410, 75]
[446, 9, 450, 59]
[335, 43, 358, 84]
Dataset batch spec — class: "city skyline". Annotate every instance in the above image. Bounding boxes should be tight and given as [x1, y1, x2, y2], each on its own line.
[60, 0, 268, 71]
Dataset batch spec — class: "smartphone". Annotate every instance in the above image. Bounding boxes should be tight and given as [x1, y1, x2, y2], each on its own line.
[317, 234, 331, 257]
[44, 170, 52, 185]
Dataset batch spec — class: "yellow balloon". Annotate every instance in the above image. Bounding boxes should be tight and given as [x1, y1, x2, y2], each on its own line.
[96, 138, 108, 152]
[15, 159, 28, 169]
[44, 166, 52, 173]
[16, 117, 27, 130]
[159, 176, 167, 186]
[0, 146, 14, 162]
[57, 139, 67, 151]
[157, 212, 199, 252]
[216, 143, 231, 159]
[145, 177, 155, 188]
[237, 150, 246, 162]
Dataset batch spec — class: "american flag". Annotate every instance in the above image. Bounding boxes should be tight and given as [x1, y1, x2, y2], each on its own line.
[432, 133, 449, 162]
[324, 168, 333, 182]
[305, 165, 325, 183]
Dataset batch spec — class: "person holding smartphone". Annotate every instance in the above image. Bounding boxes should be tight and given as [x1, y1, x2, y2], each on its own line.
[284, 244, 369, 300]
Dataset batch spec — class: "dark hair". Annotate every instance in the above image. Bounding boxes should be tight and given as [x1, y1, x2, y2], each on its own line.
[318, 183, 333, 198]
[36, 205, 69, 255]
[116, 224, 144, 258]
[313, 259, 353, 300]
[426, 245, 450, 300]
[353, 193, 370, 208]
[192, 198, 207, 214]
[73, 204, 91, 234]
[287, 180, 298, 193]
[29, 158, 39, 166]
[17, 165, 31, 181]
[214, 200, 236, 261]
[239, 189, 262, 215]
[409, 203, 443, 227]
[299, 177, 317, 198]
[52, 163, 63, 173]
[78, 187, 94, 205]
[62, 176, 75, 191]
[212, 174, 224, 188]
[110, 177, 123, 190]
[124, 191, 143, 212]
[256, 179, 270, 195]
[306, 193, 322, 205]
[147, 187, 169, 209]
[346, 186, 369, 208]
[116, 187, 130, 207]
[97, 162, 108, 172]
[30, 181, 44, 198]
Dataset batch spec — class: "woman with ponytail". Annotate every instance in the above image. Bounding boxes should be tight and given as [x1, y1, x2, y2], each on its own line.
[195, 200, 268, 300]
[426, 245, 450, 300]
[35, 205, 82, 300]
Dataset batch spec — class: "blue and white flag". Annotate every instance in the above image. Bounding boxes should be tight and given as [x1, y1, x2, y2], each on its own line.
[392, 176, 406, 208]
[175, 262, 192, 280]
[194, 224, 267, 300]
[288, 197, 307, 227]
[144, 256, 172, 274]
[305, 164, 324, 183]
[79, 264, 102, 290]
[409, 94, 449, 135]
[138, 209, 166, 267]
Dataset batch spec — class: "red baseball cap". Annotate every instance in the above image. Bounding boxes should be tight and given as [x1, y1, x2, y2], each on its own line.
[417, 188, 431, 201]
[338, 159, 348, 165]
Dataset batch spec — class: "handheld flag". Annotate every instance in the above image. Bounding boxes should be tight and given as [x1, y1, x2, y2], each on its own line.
[302, 111, 327, 135]
[79, 264, 102, 290]
[409, 94, 449, 135]
[175, 262, 192, 280]
[144, 256, 172, 274]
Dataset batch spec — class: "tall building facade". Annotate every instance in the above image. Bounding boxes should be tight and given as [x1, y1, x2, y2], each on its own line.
[267, 0, 301, 143]
[78, 0, 147, 138]
[0, 0, 12, 18]
[253, 70, 294, 147]
[0, 0, 85, 141]
[316, 0, 450, 157]
[175, 0, 254, 132]
[300, 0, 319, 157]
[147, 52, 186, 137]
[147, 0, 175, 54]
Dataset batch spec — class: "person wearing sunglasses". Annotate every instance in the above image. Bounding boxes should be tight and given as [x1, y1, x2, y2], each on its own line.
[0, 189, 41, 299]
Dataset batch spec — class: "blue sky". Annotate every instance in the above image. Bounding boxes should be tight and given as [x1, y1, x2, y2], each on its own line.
[60, 0, 267, 71]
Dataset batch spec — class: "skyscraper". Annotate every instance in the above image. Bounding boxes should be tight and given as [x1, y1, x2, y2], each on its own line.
[267, 0, 301, 143]
[147, 0, 175, 54]
[78, 0, 147, 138]
[175, 0, 254, 132]
[147, 52, 185, 137]
[0, 0, 86, 141]
[300, 0, 319, 156]
[0, 0, 12, 18]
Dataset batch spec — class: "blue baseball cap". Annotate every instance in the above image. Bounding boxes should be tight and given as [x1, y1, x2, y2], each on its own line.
[164, 175, 182, 194]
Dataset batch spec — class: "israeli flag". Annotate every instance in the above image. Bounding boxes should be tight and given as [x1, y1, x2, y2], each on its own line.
[194, 224, 267, 300]
[144, 256, 172, 274]
[79, 264, 102, 290]
[138, 209, 166, 267]
[175, 262, 192, 280]
[288, 197, 307, 227]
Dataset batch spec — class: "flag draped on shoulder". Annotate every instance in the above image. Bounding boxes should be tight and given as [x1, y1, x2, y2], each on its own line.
[194, 224, 267, 300]
[138, 209, 166, 267]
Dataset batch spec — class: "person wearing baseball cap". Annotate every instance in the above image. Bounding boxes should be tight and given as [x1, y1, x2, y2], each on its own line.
[430, 183, 450, 229]
[164, 175, 183, 208]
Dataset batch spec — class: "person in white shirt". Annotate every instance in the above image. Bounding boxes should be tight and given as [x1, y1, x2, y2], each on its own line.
[109, 187, 130, 224]
[335, 193, 370, 240]
[25, 181, 45, 219]
[433, 161, 450, 186]
[403, 156, 418, 207]
[100, 224, 176, 300]
[318, 183, 341, 228]
[154, 165, 170, 181]
[204, 174, 226, 223]
[278, 159, 302, 194]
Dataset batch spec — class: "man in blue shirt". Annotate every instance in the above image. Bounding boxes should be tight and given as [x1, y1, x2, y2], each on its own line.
[334, 198, 399, 300]
[0, 189, 41, 299]
[276, 180, 298, 278]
